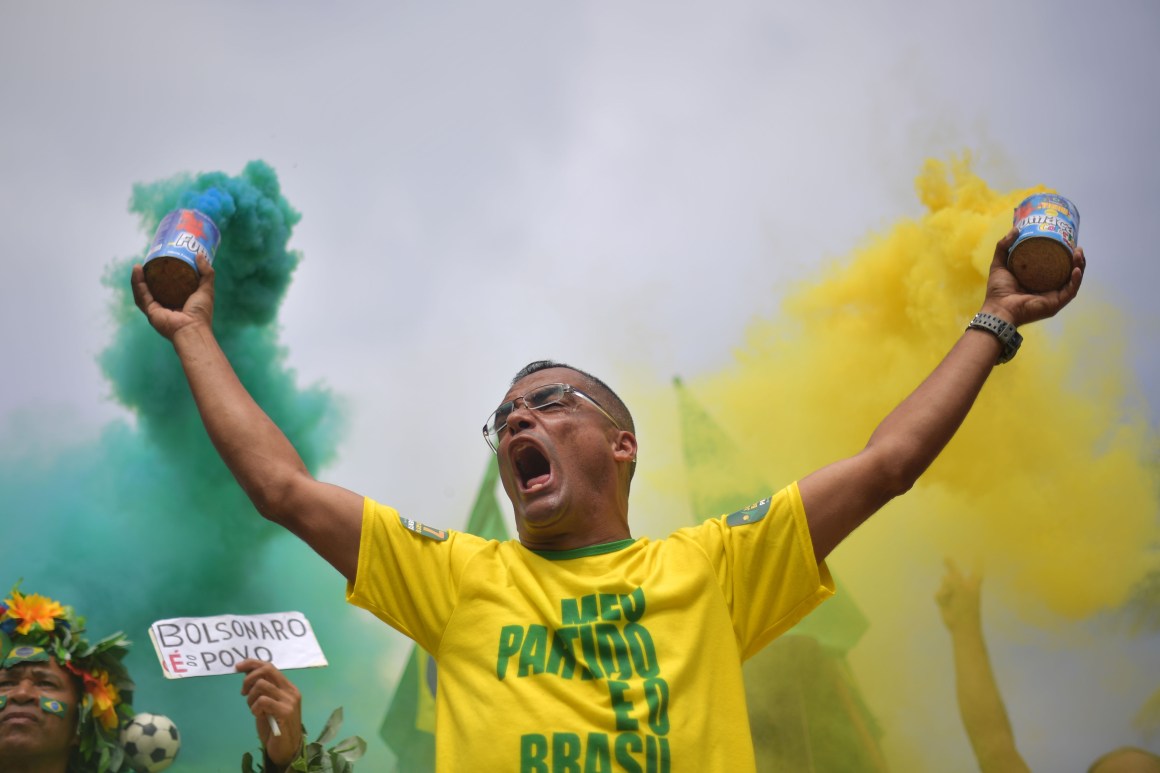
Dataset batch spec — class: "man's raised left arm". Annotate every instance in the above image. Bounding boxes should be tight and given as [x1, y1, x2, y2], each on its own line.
[799, 228, 1085, 561]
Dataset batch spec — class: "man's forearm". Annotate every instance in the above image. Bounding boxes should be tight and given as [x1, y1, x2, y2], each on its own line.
[799, 311, 1016, 559]
[865, 321, 1003, 488]
[172, 322, 310, 522]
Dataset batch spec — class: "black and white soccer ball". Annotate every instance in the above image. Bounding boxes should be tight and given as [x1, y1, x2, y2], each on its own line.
[120, 712, 181, 772]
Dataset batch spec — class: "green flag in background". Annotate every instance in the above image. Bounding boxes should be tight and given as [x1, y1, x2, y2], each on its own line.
[673, 376, 868, 651]
[674, 377, 888, 772]
[456, 456, 510, 542]
[380, 457, 508, 772]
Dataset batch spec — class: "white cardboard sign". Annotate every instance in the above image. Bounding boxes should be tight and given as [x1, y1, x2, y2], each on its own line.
[148, 611, 328, 679]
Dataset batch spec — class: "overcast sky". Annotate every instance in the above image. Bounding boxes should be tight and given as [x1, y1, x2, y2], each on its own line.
[3, 2, 1158, 770]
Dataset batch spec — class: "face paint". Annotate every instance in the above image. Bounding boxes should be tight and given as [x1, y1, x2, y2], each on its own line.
[0, 695, 6, 709]
[40, 695, 68, 717]
[1, 644, 50, 669]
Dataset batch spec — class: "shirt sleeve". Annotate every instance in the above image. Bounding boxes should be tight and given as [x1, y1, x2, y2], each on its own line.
[681, 482, 835, 660]
[345, 497, 487, 653]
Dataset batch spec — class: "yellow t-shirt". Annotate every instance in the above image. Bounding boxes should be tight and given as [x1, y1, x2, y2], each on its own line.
[348, 482, 834, 772]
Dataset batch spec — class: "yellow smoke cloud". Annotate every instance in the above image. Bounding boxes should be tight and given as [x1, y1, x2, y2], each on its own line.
[621, 154, 1160, 769]
[656, 154, 1158, 619]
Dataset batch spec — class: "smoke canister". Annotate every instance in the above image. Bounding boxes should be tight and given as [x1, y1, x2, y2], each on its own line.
[143, 209, 221, 309]
[1007, 193, 1079, 293]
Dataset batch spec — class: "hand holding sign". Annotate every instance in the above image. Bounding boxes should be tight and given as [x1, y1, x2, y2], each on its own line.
[238, 659, 306, 770]
[148, 612, 326, 768]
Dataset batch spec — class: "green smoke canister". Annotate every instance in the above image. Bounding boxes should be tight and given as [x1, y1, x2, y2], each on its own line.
[143, 209, 221, 309]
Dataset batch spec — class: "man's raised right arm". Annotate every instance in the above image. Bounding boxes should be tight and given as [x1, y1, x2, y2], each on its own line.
[132, 257, 363, 582]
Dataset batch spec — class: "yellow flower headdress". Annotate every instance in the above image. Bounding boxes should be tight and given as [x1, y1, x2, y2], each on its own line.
[0, 584, 135, 772]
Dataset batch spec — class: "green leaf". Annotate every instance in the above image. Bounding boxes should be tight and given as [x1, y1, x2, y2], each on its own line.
[314, 707, 344, 745]
[331, 736, 367, 760]
[107, 743, 125, 772]
[269, 708, 368, 772]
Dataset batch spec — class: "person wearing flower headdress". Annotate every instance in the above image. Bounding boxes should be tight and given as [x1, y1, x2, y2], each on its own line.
[0, 586, 359, 773]
[0, 586, 135, 773]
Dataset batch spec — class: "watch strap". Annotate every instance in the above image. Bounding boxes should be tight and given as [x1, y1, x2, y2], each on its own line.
[967, 312, 1022, 364]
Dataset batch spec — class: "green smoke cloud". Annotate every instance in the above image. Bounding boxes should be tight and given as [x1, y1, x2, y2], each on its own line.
[0, 161, 401, 769]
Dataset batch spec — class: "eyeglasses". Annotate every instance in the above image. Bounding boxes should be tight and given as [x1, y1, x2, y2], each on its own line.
[483, 383, 620, 452]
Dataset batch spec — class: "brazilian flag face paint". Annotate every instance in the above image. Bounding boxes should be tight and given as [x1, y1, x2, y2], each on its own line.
[40, 695, 68, 717]
[0, 695, 7, 710]
[1, 644, 50, 669]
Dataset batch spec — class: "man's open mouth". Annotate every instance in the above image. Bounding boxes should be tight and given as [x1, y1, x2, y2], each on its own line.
[513, 444, 552, 492]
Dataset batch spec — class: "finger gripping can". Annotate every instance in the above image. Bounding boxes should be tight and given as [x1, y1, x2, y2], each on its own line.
[144, 209, 221, 309]
[1007, 193, 1079, 293]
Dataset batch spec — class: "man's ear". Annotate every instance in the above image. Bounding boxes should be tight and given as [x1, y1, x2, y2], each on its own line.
[612, 431, 638, 465]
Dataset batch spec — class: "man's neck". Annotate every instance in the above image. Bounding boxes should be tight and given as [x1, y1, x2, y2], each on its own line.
[517, 519, 632, 552]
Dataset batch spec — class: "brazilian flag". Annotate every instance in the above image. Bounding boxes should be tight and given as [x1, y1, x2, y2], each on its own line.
[0, 632, 50, 668]
[379, 457, 509, 772]
[40, 696, 67, 717]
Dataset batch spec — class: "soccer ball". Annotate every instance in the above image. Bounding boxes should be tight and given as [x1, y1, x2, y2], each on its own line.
[120, 712, 181, 772]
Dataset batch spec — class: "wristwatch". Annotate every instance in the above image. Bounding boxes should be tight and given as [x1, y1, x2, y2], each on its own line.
[967, 312, 1022, 364]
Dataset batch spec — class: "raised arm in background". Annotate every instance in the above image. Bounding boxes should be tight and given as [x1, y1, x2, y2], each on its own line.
[936, 560, 1031, 773]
